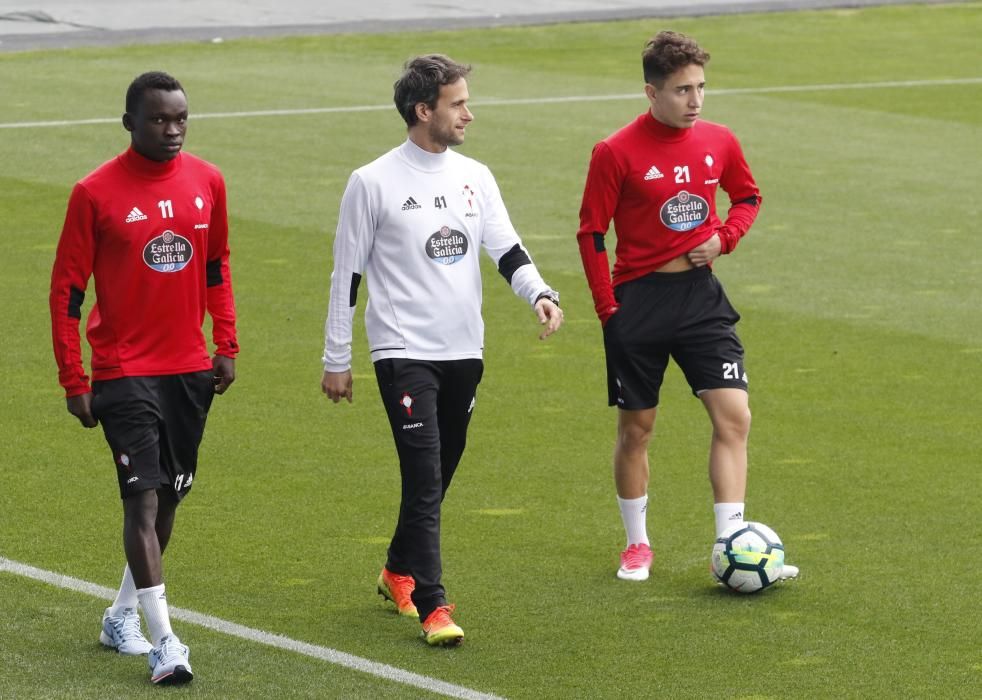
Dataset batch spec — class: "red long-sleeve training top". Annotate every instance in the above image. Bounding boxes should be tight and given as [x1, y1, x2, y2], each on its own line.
[577, 112, 761, 323]
[50, 147, 238, 397]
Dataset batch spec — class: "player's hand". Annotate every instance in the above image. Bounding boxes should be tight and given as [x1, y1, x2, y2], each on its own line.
[600, 305, 620, 328]
[66, 392, 98, 428]
[687, 233, 722, 267]
[534, 298, 564, 340]
[322, 370, 353, 403]
[213, 355, 236, 395]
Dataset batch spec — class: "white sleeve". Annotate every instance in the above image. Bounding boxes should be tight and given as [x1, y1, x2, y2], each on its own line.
[323, 172, 375, 371]
[478, 166, 556, 307]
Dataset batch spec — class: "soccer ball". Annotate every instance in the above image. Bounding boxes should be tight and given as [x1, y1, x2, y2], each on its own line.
[711, 521, 785, 593]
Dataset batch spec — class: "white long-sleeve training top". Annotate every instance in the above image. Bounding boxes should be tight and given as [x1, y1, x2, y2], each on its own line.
[323, 139, 556, 371]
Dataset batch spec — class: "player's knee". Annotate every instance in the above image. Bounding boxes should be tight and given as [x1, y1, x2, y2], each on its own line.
[739, 405, 751, 433]
[715, 406, 751, 442]
[122, 489, 159, 531]
[617, 421, 653, 452]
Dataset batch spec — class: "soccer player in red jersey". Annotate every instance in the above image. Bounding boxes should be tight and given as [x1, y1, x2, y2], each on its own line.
[577, 32, 797, 583]
[50, 72, 238, 684]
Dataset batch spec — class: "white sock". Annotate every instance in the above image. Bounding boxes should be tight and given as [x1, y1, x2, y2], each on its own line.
[617, 495, 649, 546]
[109, 565, 138, 614]
[714, 502, 745, 538]
[137, 584, 173, 646]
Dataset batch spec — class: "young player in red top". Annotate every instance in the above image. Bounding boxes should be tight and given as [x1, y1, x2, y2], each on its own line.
[50, 71, 237, 684]
[577, 31, 797, 583]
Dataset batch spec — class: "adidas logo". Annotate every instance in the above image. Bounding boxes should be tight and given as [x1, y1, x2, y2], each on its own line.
[643, 166, 663, 181]
[401, 196, 421, 211]
[125, 207, 148, 223]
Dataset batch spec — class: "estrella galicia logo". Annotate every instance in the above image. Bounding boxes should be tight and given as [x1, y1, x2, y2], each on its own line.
[659, 190, 710, 232]
[426, 226, 468, 265]
[143, 230, 193, 272]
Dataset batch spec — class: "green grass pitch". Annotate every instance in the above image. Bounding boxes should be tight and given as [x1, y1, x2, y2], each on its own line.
[1, 3, 981, 697]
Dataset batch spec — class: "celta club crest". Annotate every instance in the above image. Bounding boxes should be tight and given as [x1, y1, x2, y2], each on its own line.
[400, 393, 414, 416]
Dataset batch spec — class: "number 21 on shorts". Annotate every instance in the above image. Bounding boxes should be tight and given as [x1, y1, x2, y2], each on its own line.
[722, 361, 746, 383]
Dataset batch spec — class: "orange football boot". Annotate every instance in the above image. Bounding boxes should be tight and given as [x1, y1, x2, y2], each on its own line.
[421, 604, 464, 647]
[377, 568, 419, 618]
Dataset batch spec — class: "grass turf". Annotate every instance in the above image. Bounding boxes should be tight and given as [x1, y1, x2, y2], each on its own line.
[1, 2, 981, 697]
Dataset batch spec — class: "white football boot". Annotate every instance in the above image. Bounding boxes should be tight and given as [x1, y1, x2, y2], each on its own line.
[99, 607, 153, 655]
[148, 634, 193, 685]
[778, 564, 800, 580]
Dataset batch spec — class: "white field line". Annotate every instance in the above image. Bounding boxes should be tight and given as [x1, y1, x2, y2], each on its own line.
[1, 77, 980, 130]
[0, 556, 505, 700]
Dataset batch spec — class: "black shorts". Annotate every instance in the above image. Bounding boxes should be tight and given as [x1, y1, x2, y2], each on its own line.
[91, 370, 215, 500]
[603, 267, 747, 410]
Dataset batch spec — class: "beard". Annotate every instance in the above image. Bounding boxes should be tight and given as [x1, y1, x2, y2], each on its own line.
[429, 121, 465, 148]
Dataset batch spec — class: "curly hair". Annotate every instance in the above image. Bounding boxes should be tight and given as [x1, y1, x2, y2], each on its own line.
[642, 31, 710, 87]
[393, 54, 471, 127]
[125, 71, 184, 114]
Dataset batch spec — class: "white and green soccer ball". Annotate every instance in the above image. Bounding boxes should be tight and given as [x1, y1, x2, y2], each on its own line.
[711, 521, 785, 593]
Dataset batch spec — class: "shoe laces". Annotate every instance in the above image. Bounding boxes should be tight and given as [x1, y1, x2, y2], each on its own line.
[386, 571, 415, 588]
[155, 635, 187, 662]
[423, 604, 457, 630]
[384, 570, 415, 603]
[621, 543, 652, 569]
[110, 608, 144, 642]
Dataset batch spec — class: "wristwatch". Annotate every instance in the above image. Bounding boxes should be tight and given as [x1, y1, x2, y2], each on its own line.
[535, 290, 560, 307]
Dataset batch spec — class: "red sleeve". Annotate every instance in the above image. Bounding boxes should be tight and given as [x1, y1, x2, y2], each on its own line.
[50, 184, 96, 397]
[205, 174, 239, 358]
[576, 142, 621, 323]
[717, 132, 761, 255]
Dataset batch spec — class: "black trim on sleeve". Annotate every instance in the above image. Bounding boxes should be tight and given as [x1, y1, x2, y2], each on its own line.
[68, 286, 85, 319]
[349, 272, 362, 307]
[592, 233, 606, 252]
[206, 259, 223, 287]
[497, 244, 532, 284]
[738, 195, 759, 207]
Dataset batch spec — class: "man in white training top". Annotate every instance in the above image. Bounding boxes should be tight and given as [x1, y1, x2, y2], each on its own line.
[321, 54, 563, 647]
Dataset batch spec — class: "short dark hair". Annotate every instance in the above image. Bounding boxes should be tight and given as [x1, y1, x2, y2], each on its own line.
[125, 71, 185, 114]
[642, 31, 710, 87]
[393, 54, 471, 127]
